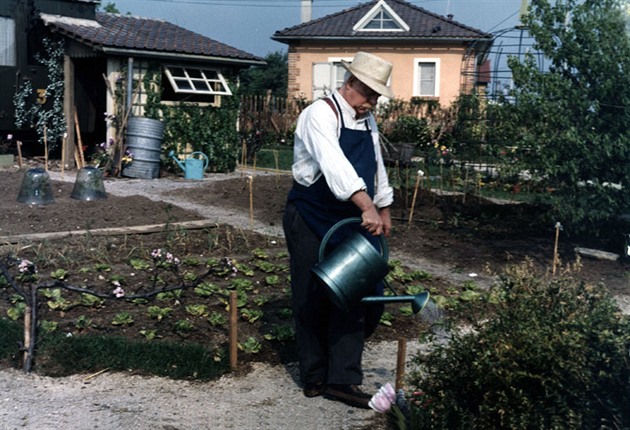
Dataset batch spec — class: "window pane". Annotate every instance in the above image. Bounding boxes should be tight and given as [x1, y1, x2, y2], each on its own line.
[0, 17, 16, 67]
[193, 80, 209, 91]
[418, 63, 436, 96]
[169, 67, 185, 77]
[187, 69, 202, 78]
[174, 78, 192, 90]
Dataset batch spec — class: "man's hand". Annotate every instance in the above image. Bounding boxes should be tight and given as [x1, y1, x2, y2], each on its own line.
[350, 190, 384, 236]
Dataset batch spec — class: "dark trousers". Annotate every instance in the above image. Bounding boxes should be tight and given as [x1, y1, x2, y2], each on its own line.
[283, 202, 383, 386]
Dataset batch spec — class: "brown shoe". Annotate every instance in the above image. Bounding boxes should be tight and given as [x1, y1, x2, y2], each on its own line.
[324, 384, 372, 409]
[303, 382, 326, 398]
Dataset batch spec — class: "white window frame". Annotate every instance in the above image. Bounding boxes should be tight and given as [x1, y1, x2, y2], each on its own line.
[164, 65, 232, 96]
[0, 17, 16, 67]
[413, 58, 440, 97]
[353, 0, 409, 32]
[312, 57, 352, 100]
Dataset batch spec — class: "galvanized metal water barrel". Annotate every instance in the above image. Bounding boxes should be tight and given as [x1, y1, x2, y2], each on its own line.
[122, 117, 164, 179]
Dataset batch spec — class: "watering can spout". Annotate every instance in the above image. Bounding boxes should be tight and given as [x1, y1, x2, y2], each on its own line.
[168, 150, 186, 173]
[361, 291, 430, 314]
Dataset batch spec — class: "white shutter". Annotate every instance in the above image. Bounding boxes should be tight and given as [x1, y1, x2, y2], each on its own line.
[312, 62, 333, 100]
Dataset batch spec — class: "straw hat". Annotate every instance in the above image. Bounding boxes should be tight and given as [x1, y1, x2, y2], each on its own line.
[341, 52, 394, 99]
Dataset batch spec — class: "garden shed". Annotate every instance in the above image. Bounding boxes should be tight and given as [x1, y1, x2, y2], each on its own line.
[1, 0, 264, 167]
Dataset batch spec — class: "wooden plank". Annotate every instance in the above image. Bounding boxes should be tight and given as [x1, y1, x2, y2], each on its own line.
[0, 219, 219, 245]
[574, 247, 620, 261]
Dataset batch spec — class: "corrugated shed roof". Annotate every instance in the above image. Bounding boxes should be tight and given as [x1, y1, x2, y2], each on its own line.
[273, 0, 492, 42]
[41, 12, 264, 64]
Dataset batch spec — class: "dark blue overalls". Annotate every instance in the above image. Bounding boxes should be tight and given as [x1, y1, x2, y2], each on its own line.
[283, 94, 384, 386]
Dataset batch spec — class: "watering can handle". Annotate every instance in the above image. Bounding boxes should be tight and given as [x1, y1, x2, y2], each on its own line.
[189, 152, 209, 169]
[318, 217, 388, 263]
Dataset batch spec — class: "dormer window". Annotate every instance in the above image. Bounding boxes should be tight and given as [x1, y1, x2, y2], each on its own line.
[353, 0, 409, 32]
[364, 9, 398, 30]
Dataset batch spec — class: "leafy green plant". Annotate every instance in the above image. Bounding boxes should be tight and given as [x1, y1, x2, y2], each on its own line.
[207, 311, 227, 327]
[7, 302, 26, 320]
[264, 324, 295, 342]
[173, 319, 194, 334]
[147, 306, 172, 322]
[255, 260, 276, 273]
[252, 248, 269, 259]
[111, 312, 134, 326]
[264, 275, 280, 286]
[380, 311, 394, 327]
[229, 278, 253, 291]
[240, 308, 263, 323]
[238, 336, 262, 354]
[406, 262, 630, 429]
[50, 269, 67, 280]
[139, 329, 158, 340]
[194, 282, 220, 297]
[277, 307, 292, 320]
[75, 315, 93, 330]
[39, 320, 58, 333]
[185, 304, 209, 317]
[129, 259, 151, 270]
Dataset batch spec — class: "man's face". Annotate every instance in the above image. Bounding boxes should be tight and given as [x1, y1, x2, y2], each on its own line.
[347, 77, 380, 118]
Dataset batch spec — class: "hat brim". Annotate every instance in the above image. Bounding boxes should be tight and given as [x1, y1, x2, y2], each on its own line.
[341, 59, 394, 99]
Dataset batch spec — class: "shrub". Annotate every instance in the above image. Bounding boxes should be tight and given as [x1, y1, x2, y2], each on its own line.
[405, 262, 630, 429]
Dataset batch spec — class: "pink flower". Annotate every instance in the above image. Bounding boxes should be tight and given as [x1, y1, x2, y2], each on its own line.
[368, 383, 396, 413]
[113, 286, 125, 298]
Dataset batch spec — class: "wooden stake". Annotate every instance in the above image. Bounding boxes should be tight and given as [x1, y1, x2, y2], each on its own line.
[23, 304, 31, 369]
[43, 125, 48, 172]
[16, 140, 23, 168]
[60, 135, 66, 179]
[229, 291, 238, 370]
[248, 176, 254, 228]
[273, 150, 279, 185]
[552, 222, 562, 275]
[74, 108, 85, 168]
[395, 338, 407, 391]
[408, 170, 424, 225]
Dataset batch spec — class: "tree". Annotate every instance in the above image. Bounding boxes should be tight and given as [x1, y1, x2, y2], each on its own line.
[498, 0, 630, 235]
[99, 2, 121, 13]
[238, 51, 288, 97]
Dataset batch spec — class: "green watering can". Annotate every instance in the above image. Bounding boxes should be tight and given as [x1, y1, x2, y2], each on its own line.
[168, 150, 209, 180]
[312, 217, 429, 314]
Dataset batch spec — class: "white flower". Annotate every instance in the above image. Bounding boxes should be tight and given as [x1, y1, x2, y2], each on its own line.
[113, 286, 125, 298]
[368, 383, 396, 413]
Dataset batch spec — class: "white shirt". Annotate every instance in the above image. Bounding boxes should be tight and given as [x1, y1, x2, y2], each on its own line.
[292, 91, 394, 209]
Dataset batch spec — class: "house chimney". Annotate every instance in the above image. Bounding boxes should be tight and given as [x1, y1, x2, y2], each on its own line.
[301, 0, 312, 23]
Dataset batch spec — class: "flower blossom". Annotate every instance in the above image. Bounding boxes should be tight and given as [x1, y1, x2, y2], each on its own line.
[113, 285, 125, 298]
[369, 382, 396, 413]
[18, 259, 35, 273]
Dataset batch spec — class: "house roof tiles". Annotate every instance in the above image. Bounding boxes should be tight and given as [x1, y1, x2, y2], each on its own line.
[273, 0, 492, 42]
[41, 12, 263, 64]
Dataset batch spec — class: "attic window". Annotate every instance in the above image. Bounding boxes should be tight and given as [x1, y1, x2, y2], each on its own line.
[164, 66, 232, 96]
[353, 0, 409, 32]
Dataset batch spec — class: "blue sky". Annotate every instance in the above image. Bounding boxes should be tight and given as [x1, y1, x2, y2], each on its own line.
[111, 0, 526, 58]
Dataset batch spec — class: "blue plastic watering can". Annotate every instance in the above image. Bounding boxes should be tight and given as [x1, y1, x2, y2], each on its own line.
[168, 150, 209, 180]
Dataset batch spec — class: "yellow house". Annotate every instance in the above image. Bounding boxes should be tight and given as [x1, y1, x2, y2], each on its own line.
[272, 0, 494, 106]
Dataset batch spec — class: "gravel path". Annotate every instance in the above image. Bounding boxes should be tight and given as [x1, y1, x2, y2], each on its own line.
[1, 340, 416, 430]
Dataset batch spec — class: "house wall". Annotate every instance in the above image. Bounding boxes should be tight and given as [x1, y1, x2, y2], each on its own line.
[287, 42, 471, 107]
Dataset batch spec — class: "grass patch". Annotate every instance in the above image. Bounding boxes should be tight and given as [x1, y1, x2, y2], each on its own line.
[248, 147, 293, 170]
[0, 318, 229, 380]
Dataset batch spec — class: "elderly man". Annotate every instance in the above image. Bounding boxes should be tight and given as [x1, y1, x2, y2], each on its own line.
[282, 52, 394, 409]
